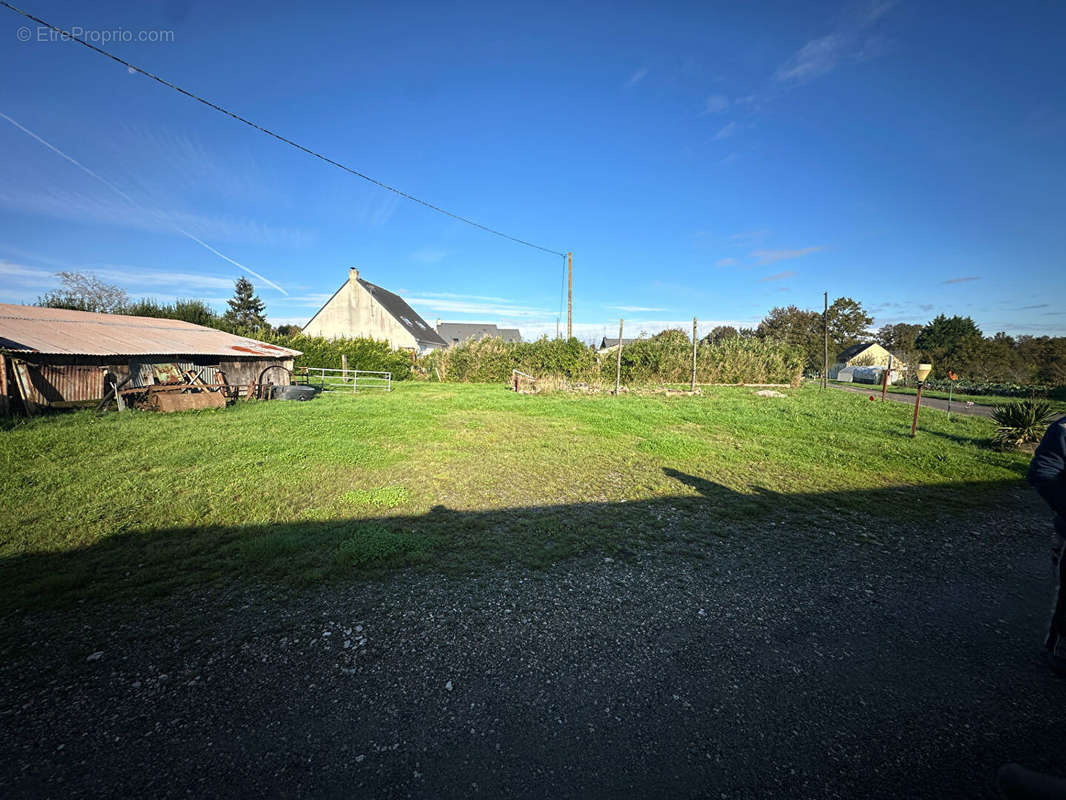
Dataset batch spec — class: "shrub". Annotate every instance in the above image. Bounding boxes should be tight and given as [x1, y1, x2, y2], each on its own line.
[990, 399, 1058, 448]
[420, 334, 803, 386]
[269, 333, 413, 380]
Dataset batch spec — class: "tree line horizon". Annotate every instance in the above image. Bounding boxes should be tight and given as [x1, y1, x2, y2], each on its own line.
[34, 271, 1066, 386]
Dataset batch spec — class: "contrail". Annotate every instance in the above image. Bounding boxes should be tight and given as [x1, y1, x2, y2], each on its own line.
[0, 111, 287, 295]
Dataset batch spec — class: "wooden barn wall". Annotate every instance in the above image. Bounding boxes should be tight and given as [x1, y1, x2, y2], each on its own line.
[0, 354, 294, 411]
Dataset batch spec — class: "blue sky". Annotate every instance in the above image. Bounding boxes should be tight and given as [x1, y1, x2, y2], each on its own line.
[1, 0, 1064, 342]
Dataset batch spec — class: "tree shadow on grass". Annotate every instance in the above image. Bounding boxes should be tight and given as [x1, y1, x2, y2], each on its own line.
[0, 470, 1037, 614]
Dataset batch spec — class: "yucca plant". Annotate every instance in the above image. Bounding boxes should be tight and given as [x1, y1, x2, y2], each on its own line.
[990, 399, 1058, 448]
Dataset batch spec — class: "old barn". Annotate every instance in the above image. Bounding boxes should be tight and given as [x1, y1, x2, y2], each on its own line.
[0, 303, 301, 414]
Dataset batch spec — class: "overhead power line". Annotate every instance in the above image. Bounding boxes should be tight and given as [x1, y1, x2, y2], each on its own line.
[0, 1, 567, 257]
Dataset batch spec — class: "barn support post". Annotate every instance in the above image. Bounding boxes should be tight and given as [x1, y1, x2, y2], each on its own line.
[0, 354, 8, 416]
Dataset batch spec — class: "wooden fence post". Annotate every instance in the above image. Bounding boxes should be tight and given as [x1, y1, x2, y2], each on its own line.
[341, 354, 348, 382]
[691, 316, 698, 391]
[615, 318, 624, 395]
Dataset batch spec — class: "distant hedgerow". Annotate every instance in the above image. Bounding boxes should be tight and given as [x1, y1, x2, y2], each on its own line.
[419, 332, 803, 386]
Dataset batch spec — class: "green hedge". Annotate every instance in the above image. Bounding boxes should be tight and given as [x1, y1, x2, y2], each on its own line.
[895, 375, 1066, 401]
[269, 334, 413, 380]
[420, 332, 803, 386]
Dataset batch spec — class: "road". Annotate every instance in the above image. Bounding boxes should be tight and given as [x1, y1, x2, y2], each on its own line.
[829, 382, 995, 418]
[2, 493, 1062, 799]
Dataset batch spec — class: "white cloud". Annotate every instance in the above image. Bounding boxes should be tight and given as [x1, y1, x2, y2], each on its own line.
[0, 185, 314, 249]
[607, 305, 668, 312]
[760, 271, 796, 282]
[626, 67, 649, 87]
[715, 257, 737, 267]
[774, 1, 896, 86]
[729, 229, 769, 241]
[406, 296, 550, 318]
[0, 259, 242, 293]
[713, 121, 738, 141]
[703, 94, 730, 114]
[517, 317, 760, 343]
[942, 276, 981, 284]
[750, 246, 823, 265]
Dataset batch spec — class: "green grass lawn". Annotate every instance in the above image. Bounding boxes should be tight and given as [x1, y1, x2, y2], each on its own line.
[0, 383, 1032, 611]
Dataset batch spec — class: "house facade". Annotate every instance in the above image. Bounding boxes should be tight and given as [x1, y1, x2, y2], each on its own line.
[830, 342, 908, 382]
[835, 342, 906, 369]
[303, 268, 446, 353]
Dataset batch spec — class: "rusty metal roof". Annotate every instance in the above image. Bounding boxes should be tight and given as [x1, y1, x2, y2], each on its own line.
[0, 304, 301, 358]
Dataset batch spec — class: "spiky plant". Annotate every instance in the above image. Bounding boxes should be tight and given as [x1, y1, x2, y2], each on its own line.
[990, 399, 1058, 448]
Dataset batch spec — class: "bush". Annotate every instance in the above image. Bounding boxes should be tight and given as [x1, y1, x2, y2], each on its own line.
[897, 375, 1064, 400]
[420, 334, 803, 386]
[990, 399, 1058, 448]
[270, 333, 413, 380]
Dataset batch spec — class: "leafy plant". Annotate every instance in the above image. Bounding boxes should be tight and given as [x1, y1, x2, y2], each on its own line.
[419, 334, 803, 386]
[990, 399, 1058, 448]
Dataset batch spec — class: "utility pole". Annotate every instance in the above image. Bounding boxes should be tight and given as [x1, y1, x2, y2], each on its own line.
[567, 252, 573, 340]
[615, 318, 624, 394]
[691, 317, 698, 391]
[822, 291, 829, 389]
[555, 316, 560, 340]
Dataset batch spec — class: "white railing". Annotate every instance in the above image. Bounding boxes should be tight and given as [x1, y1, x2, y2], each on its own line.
[294, 367, 391, 392]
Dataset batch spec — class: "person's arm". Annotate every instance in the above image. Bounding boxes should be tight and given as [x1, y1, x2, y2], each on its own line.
[1029, 418, 1066, 519]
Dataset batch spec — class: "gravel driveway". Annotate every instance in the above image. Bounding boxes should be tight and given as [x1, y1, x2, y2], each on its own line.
[828, 383, 995, 417]
[2, 495, 1062, 799]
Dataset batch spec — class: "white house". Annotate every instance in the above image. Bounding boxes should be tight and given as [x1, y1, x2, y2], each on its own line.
[303, 268, 446, 353]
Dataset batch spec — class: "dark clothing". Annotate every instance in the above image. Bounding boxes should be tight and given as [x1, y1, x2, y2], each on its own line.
[1028, 417, 1066, 648]
[1029, 417, 1066, 536]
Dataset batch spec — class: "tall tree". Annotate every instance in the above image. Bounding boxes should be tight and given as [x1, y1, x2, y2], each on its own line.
[37, 271, 128, 314]
[915, 314, 983, 378]
[875, 323, 922, 355]
[757, 305, 823, 370]
[703, 325, 739, 345]
[826, 297, 873, 349]
[223, 277, 268, 332]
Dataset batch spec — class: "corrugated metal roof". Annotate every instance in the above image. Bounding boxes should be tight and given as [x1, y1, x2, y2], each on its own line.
[0, 304, 301, 358]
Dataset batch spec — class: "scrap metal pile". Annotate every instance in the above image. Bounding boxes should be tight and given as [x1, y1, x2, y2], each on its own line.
[99, 362, 304, 413]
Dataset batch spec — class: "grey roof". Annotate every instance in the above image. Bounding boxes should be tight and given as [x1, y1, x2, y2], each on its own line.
[497, 328, 522, 343]
[599, 336, 638, 349]
[357, 279, 447, 348]
[436, 322, 522, 345]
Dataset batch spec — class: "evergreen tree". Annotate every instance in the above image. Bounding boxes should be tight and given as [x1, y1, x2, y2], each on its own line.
[915, 314, 983, 378]
[223, 277, 268, 332]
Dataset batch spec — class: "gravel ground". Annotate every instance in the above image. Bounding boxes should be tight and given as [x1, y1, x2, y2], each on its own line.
[828, 384, 994, 417]
[2, 497, 1064, 799]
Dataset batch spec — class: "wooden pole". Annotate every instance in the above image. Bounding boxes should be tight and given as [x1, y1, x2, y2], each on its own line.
[341, 354, 348, 382]
[911, 382, 924, 437]
[881, 354, 892, 401]
[567, 252, 573, 340]
[0, 355, 7, 416]
[614, 318, 624, 395]
[691, 317, 698, 391]
[822, 291, 829, 389]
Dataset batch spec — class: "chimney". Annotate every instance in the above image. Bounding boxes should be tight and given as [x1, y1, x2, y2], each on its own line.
[349, 267, 360, 282]
[435, 318, 441, 329]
